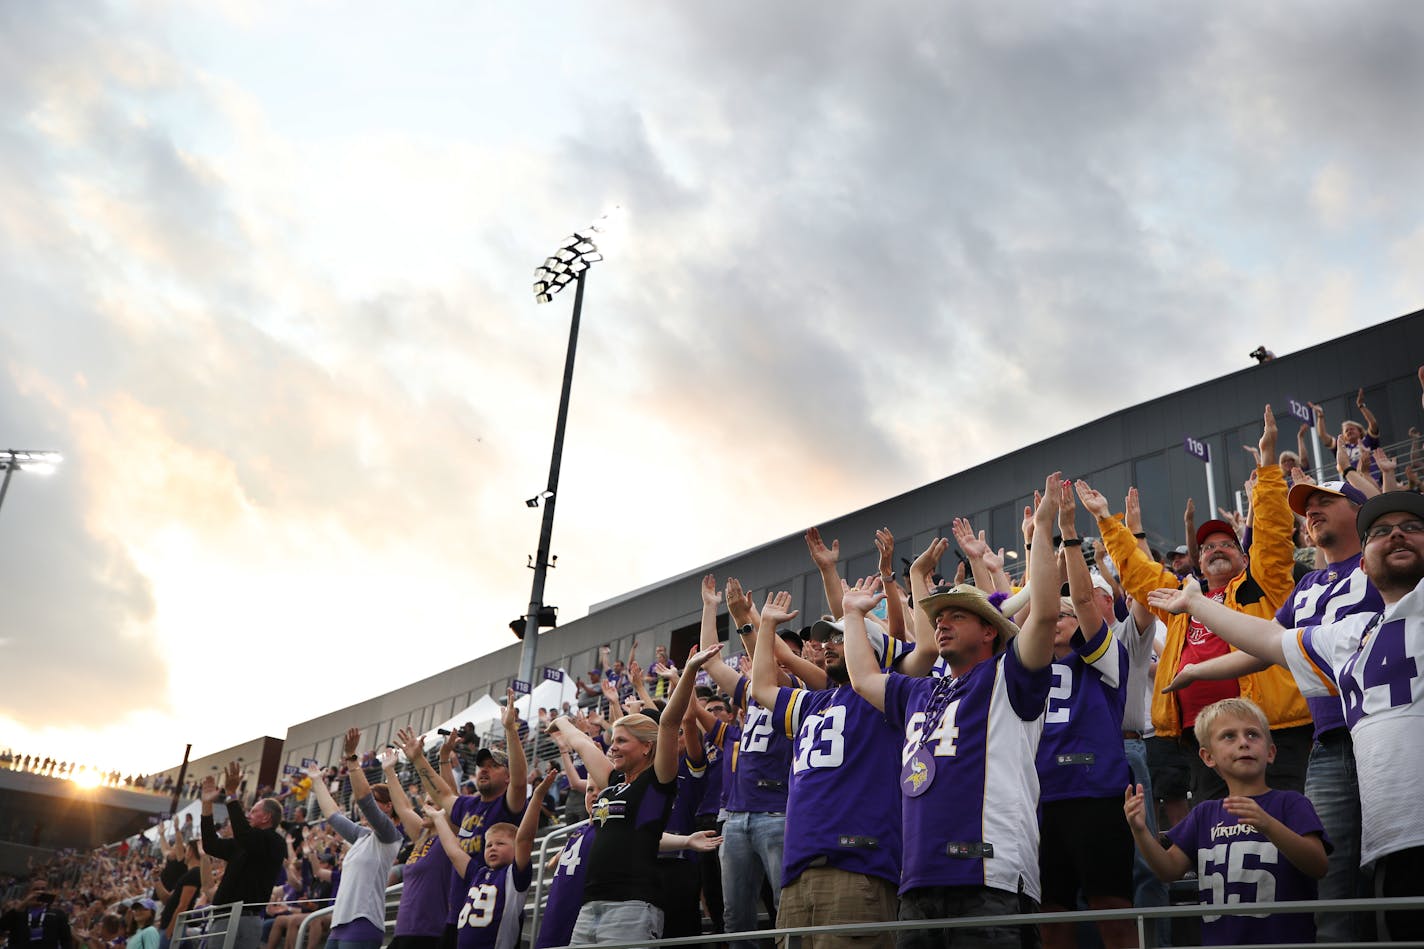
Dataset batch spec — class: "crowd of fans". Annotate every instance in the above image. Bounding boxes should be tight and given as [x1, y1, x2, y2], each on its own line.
[5, 373, 1424, 949]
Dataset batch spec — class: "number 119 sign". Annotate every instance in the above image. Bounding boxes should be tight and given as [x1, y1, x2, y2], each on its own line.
[1184, 434, 1218, 515]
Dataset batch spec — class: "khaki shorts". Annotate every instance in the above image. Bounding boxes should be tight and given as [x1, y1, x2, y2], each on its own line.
[777, 866, 898, 949]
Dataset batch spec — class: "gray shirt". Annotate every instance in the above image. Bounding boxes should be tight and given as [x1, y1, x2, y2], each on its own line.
[329, 794, 403, 929]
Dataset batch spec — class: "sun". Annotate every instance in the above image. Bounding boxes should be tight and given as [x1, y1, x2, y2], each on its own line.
[71, 770, 103, 790]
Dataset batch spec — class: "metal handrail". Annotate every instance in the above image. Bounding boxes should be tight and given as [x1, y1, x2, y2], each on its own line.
[562, 895, 1424, 949]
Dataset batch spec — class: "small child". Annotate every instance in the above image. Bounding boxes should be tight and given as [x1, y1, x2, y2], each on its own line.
[433, 768, 558, 949]
[1125, 697, 1329, 945]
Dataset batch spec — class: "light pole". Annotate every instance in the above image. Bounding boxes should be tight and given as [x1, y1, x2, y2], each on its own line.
[515, 219, 609, 691]
[0, 450, 63, 517]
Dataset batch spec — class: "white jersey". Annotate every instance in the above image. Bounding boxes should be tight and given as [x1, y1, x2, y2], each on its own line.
[1279, 577, 1424, 865]
[1112, 612, 1159, 736]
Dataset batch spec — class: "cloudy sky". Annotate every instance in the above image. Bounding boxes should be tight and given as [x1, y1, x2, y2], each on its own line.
[3, 1, 1422, 776]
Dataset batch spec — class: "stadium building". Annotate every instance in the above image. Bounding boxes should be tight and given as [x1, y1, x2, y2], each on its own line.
[152, 310, 1422, 792]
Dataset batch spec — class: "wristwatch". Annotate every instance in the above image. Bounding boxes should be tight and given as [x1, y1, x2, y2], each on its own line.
[737, 623, 754, 637]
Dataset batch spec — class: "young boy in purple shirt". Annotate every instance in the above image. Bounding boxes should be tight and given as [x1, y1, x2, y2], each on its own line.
[1126, 697, 1329, 945]
[432, 769, 556, 949]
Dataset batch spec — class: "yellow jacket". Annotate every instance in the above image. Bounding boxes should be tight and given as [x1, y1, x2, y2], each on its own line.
[1099, 463, 1308, 738]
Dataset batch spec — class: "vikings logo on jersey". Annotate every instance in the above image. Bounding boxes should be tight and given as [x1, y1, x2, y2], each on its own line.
[590, 799, 612, 826]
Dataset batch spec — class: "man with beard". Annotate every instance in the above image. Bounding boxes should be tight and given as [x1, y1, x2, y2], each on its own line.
[1147, 490, 1424, 941]
[1080, 405, 1310, 801]
[750, 589, 916, 949]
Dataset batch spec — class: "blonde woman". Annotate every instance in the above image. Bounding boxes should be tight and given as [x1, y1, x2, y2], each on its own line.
[550, 643, 723, 945]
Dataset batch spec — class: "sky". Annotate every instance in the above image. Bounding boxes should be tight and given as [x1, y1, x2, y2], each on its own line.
[3, 1, 1423, 777]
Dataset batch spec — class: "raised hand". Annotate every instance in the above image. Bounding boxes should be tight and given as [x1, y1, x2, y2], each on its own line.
[200, 775, 222, 803]
[759, 590, 798, 627]
[841, 576, 885, 615]
[1073, 479, 1110, 519]
[804, 527, 840, 569]
[1021, 493, 1041, 543]
[685, 643, 725, 673]
[1257, 404, 1277, 463]
[1376, 449, 1397, 475]
[223, 761, 242, 795]
[377, 749, 398, 770]
[874, 528, 895, 577]
[343, 727, 361, 758]
[535, 766, 560, 792]
[1057, 479, 1077, 536]
[725, 577, 754, 623]
[395, 727, 424, 762]
[951, 518, 990, 560]
[981, 545, 1006, 573]
[700, 573, 721, 607]
[1034, 472, 1062, 530]
[1184, 496, 1196, 524]
[952, 560, 967, 585]
[910, 537, 949, 579]
[502, 688, 519, 729]
[1123, 487, 1143, 534]
[1355, 388, 1367, 411]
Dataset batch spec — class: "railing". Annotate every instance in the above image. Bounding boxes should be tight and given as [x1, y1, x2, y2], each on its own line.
[528, 817, 590, 943]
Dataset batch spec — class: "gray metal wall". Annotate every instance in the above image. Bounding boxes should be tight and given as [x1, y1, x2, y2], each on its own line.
[159, 309, 1423, 780]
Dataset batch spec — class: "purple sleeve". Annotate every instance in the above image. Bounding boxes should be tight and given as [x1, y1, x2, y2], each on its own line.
[1002, 641, 1052, 721]
[882, 672, 913, 730]
[770, 687, 803, 739]
[1165, 805, 1202, 861]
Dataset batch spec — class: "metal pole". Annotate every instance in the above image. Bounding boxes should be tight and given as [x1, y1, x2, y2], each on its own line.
[518, 271, 587, 689]
[0, 463, 14, 515]
[170, 744, 193, 817]
[1204, 458, 1218, 520]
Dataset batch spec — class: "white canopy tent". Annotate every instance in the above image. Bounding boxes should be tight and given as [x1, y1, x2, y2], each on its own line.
[423, 694, 503, 745]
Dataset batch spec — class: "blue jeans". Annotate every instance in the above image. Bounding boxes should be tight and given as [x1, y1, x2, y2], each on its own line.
[569, 900, 664, 948]
[1125, 737, 1172, 947]
[1304, 731, 1367, 943]
[721, 810, 785, 949]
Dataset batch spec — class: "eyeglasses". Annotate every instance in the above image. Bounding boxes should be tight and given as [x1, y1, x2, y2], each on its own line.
[1057, 611, 1077, 621]
[826, 634, 845, 645]
[1200, 540, 1241, 554]
[1365, 519, 1424, 542]
[706, 706, 728, 715]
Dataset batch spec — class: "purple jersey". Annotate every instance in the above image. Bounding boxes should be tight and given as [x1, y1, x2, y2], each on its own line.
[1166, 790, 1326, 945]
[883, 643, 1051, 899]
[771, 683, 902, 886]
[1274, 553, 1383, 739]
[454, 859, 532, 949]
[533, 824, 595, 949]
[1036, 622, 1131, 802]
[709, 677, 791, 813]
[665, 755, 708, 839]
[395, 833, 452, 937]
[696, 736, 725, 817]
[445, 794, 523, 925]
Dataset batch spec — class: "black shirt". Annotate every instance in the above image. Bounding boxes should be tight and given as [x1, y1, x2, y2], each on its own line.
[201, 799, 287, 908]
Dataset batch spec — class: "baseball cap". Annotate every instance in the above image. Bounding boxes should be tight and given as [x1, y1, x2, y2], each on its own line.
[1195, 519, 1239, 547]
[1356, 491, 1424, 543]
[474, 748, 509, 768]
[1287, 479, 1370, 516]
[808, 616, 912, 668]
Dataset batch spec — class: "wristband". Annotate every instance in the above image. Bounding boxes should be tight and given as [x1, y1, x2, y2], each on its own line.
[1061, 538, 1083, 548]
[1132, 531, 1146, 539]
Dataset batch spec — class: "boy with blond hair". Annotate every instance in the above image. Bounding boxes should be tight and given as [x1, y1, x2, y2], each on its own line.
[1125, 697, 1329, 945]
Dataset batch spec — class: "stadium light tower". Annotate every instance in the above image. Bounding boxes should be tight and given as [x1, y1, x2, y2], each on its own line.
[0, 450, 63, 517]
[515, 213, 613, 692]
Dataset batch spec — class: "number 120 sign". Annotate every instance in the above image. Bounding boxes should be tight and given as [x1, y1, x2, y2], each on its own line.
[1183, 436, 1211, 463]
